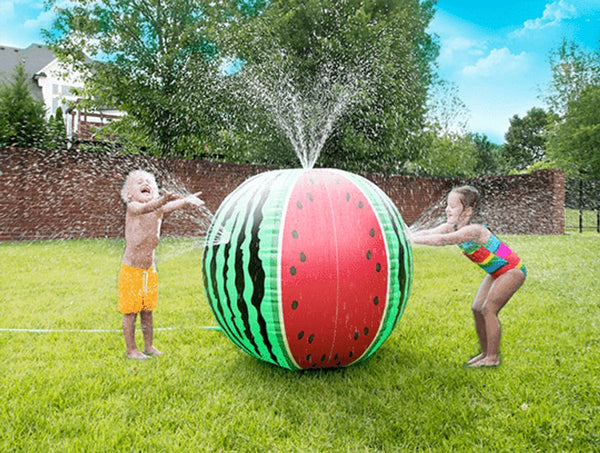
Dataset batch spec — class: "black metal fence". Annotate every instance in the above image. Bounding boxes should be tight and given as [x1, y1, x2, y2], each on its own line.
[565, 178, 600, 232]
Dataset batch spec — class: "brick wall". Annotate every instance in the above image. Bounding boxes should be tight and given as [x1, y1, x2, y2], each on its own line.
[0, 147, 564, 241]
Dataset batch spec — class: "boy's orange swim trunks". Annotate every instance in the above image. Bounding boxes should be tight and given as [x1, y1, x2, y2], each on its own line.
[118, 263, 158, 314]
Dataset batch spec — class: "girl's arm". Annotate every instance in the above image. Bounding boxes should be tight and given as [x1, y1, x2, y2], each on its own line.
[411, 224, 485, 246]
[411, 222, 454, 236]
[409, 222, 454, 242]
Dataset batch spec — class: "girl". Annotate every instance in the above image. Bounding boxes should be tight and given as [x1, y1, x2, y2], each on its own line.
[410, 185, 526, 367]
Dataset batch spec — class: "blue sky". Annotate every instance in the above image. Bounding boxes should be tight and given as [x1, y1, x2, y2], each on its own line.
[1, 1, 599, 143]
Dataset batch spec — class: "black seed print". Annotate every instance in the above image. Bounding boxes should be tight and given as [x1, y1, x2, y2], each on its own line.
[354, 331, 359, 340]
[298, 331, 304, 340]
[321, 354, 326, 362]
[307, 193, 314, 202]
[358, 200, 364, 209]
[366, 250, 372, 260]
[291, 300, 298, 310]
[290, 266, 297, 276]
[369, 228, 375, 237]
[346, 193, 351, 201]
[308, 334, 315, 344]
[364, 327, 369, 336]
[349, 351, 354, 358]
[292, 230, 299, 239]
[296, 200, 303, 209]
[373, 296, 379, 306]
[375, 263, 381, 272]
[334, 353, 339, 360]
[300, 252, 306, 262]
[306, 354, 311, 362]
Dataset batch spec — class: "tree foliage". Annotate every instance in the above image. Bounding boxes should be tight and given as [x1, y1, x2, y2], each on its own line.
[225, 0, 438, 172]
[503, 107, 555, 171]
[545, 40, 600, 116]
[547, 84, 600, 179]
[44, 0, 437, 171]
[43, 0, 239, 158]
[544, 40, 600, 178]
[0, 64, 48, 148]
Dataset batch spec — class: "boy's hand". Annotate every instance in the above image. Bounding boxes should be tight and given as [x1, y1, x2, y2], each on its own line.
[162, 190, 182, 203]
[185, 191, 205, 207]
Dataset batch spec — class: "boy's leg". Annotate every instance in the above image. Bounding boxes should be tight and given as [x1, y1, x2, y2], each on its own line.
[141, 310, 163, 356]
[122, 313, 149, 360]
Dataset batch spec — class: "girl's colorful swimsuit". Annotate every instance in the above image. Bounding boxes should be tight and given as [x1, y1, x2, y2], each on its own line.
[458, 231, 527, 279]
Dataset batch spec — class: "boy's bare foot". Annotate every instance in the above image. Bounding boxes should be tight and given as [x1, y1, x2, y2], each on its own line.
[144, 346, 164, 356]
[469, 357, 500, 367]
[127, 350, 150, 360]
[467, 353, 485, 365]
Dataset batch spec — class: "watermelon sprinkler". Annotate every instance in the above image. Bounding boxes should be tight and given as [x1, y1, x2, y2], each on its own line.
[202, 69, 413, 370]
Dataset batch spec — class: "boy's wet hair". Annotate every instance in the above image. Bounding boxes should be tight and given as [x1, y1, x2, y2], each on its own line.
[121, 170, 157, 203]
[451, 185, 480, 209]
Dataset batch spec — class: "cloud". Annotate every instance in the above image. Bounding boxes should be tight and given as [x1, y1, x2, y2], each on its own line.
[462, 47, 528, 77]
[522, 0, 578, 31]
[24, 9, 54, 30]
[439, 36, 485, 64]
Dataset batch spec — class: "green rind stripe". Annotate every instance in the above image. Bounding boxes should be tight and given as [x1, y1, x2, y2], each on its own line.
[204, 174, 267, 355]
[340, 172, 413, 363]
[257, 169, 304, 369]
[204, 170, 302, 369]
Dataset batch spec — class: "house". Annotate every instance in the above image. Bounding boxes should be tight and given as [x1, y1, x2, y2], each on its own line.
[0, 43, 123, 142]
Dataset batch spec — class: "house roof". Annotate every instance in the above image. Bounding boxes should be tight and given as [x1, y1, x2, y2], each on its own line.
[0, 44, 57, 101]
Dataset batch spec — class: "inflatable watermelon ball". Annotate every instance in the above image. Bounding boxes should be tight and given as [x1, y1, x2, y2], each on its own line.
[203, 168, 412, 370]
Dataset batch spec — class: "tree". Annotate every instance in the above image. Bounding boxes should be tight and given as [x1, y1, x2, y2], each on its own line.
[543, 40, 600, 178]
[43, 0, 236, 158]
[545, 40, 600, 116]
[0, 63, 48, 148]
[425, 78, 469, 137]
[503, 107, 554, 171]
[412, 130, 477, 177]
[223, 0, 438, 172]
[470, 133, 503, 176]
[44, 106, 68, 150]
[547, 84, 600, 179]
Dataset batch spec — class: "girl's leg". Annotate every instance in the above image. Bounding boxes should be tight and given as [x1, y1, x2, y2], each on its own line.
[469, 275, 494, 364]
[140, 310, 163, 356]
[473, 269, 525, 366]
[122, 313, 149, 360]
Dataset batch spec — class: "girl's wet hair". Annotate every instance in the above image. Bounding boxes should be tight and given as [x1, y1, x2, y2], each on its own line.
[451, 185, 480, 209]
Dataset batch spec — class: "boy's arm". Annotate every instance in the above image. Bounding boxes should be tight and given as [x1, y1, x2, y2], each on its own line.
[127, 191, 180, 215]
[162, 191, 205, 214]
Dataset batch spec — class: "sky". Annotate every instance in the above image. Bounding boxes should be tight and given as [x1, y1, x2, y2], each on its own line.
[1, 1, 599, 144]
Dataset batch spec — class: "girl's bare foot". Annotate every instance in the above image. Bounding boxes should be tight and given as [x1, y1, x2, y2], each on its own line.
[144, 346, 164, 356]
[467, 353, 486, 365]
[127, 349, 150, 360]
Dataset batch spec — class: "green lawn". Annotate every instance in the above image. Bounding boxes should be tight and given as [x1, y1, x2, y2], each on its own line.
[1, 235, 599, 452]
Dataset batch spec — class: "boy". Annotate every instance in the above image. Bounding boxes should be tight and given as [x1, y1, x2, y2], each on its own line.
[118, 170, 203, 359]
